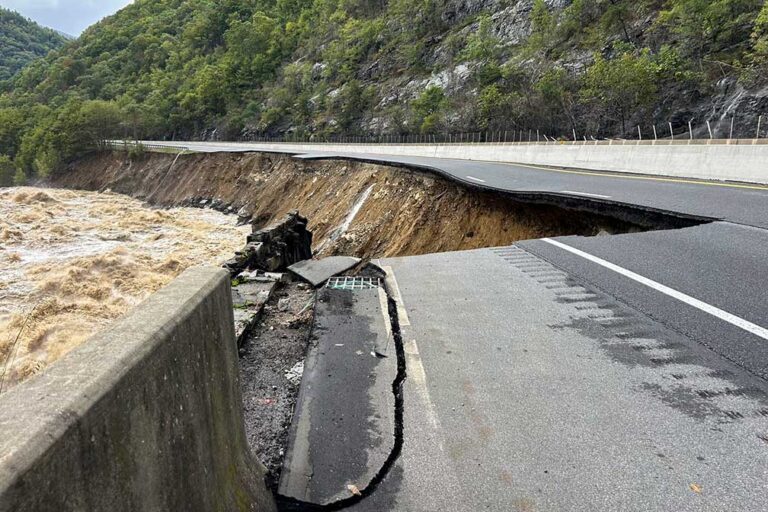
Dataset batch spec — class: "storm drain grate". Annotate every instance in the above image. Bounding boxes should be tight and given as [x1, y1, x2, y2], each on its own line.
[326, 276, 381, 290]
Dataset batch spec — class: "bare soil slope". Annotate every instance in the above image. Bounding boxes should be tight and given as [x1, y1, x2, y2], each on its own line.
[54, 151, 635, 258]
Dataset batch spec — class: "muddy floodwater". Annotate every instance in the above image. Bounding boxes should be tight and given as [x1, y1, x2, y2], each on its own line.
[0, 187, 248, 391]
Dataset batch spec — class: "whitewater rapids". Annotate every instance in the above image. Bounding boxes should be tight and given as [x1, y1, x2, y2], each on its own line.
[0, 187, 248, 391]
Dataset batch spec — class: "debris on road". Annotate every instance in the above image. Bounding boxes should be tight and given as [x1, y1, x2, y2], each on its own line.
[238, 278, 315, 491]
[288, 256, 362, 287]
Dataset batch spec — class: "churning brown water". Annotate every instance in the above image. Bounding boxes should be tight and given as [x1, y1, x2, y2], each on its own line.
[0, 187, 248, 391]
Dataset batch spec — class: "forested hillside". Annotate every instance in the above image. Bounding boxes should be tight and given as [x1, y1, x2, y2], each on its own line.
[2, 0, 768, 186]
[0, 8, 68, 82]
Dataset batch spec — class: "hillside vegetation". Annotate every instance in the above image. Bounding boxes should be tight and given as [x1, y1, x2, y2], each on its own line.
[0, 8, 68, 82]
[2, 0, 768, 185]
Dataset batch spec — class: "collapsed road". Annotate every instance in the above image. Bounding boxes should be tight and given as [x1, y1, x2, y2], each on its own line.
[55, 144, 768, 510]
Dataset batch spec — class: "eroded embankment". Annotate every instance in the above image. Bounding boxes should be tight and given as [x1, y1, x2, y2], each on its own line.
[53, 151, 647, 259]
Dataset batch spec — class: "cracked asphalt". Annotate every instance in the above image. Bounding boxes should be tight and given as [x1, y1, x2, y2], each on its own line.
[144, 142, 768, 510]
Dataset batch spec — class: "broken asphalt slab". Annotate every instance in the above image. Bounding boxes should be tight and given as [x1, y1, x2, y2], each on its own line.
[278, 284, 396, 505]
[288, 256, 362, 287]
[232, 275, 281, 344]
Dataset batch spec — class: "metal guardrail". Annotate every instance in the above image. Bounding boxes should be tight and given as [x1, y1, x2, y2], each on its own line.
[107, 138, 768, 150]
[106, 141, 190, 153]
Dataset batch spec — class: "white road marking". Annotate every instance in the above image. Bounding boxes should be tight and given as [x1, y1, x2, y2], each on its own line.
[377, 286, 393, 356]
[560, 190, 612, 199]
[465, 175, 486, 183]
[542, 238, 768, 341]
[376, 262, 442, 439]
[404, 339, 442, 434]
[381, 265, 410, 326]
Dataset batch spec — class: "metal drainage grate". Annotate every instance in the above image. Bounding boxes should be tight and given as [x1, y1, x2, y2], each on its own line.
[326, 276, 381, 290]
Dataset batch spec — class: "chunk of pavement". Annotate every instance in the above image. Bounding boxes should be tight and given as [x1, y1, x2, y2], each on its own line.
[288, 256, 362, 287]
[279, 284, 396, 505]
[225, 211, 313, 275]
[232, 279, 279, 344]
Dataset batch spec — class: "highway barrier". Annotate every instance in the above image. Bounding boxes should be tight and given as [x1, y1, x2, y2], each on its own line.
[132, 139, 768, 185]
[0, 267, 276, 512]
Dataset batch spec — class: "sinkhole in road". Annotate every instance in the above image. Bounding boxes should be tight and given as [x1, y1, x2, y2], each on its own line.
[60, 151, 710, 261]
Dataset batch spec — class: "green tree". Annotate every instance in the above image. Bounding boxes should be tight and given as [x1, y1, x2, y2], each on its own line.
[748, 3, 768, 71]
[15, 99, 121, 177]
[461, 15, 501, 63]
[527, 0, 556, 54]
[581, 50, 658, 134]
[0, 107, 25, 158]
[411, 86, 447, 133]
[0, 154, 14, 186]
[477, 85, 521, 131]
[13, 166, 26, 186]
[0, 7, 68, 81]
[658, 0, 763, 65]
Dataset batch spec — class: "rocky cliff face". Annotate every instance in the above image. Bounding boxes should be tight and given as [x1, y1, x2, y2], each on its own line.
[259, 0, 768, 141]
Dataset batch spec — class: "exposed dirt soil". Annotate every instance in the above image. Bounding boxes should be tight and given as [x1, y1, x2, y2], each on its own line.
[239, 280, 315, 491]
[52, 151, 643, 259]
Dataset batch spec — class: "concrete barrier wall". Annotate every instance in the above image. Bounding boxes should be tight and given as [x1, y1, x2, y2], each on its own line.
[173, 140, 768, 185]
[0, 267, 276, 512]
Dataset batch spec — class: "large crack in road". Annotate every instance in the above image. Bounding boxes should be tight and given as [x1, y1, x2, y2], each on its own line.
[275, 280, 407, 511]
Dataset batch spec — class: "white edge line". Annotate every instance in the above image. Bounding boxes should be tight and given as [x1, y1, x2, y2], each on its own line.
[542, 238, 768, 341]
[381, 265, 411, 326]
[560, 190, 612, 199]
[465, 175, 486, 183]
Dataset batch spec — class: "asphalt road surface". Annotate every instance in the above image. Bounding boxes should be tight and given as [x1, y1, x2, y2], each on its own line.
[146, 141, 768, 510]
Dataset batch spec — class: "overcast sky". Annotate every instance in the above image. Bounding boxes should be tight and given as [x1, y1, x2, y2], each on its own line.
[1, 0, 133, 36]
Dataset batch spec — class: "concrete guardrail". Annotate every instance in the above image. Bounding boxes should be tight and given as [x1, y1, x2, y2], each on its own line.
[0, 267, 276, 512]
[131, 140, 768, 185]
[220, 141, 768, 185]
